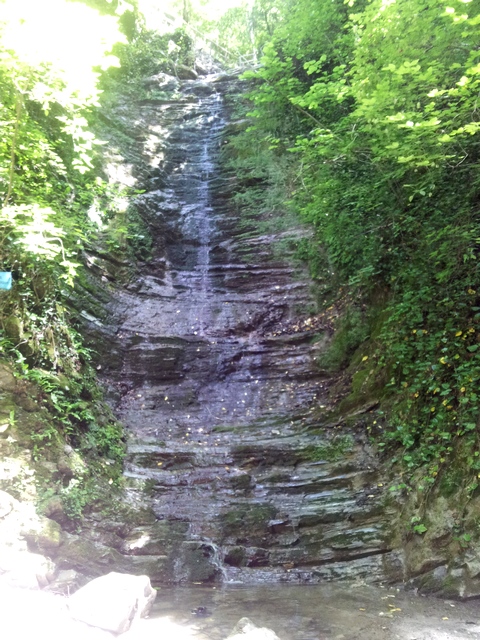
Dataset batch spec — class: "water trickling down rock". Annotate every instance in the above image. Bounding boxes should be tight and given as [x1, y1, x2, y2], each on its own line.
[99, 74, 400, 586]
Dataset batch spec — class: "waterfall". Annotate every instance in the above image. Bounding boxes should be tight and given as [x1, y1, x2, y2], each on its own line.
[107, 75, 393, 586]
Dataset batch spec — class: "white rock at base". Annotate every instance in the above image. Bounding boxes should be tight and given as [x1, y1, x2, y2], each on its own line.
[0, 550, 56, 588]
[0, 582, 115, 640]
[68, 571, 156, 634]
[0, 490, 16, 518]
[227, 618, 281, 640]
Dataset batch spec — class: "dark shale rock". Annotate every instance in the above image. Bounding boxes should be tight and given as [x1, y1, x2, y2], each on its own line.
[90, 73, 397, 587]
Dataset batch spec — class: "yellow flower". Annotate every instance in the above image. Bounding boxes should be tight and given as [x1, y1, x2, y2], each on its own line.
[440, 357, 447, 364]
[460, 387, 466, 393]
[468, 288, 476, 295]
[431, 407, 436, 412]
[456, 330, 463, 337]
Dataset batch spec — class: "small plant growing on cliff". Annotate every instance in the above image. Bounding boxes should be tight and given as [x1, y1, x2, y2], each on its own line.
[303, 435, 354, 462]
[410, 516, 427, 535]
[453, 532, 472, 549]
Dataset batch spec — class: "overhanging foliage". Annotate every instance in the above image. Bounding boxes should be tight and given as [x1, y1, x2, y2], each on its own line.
[231, 0, 480, 478]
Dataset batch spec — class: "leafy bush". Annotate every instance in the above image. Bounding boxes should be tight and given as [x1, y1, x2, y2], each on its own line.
[233, 0, 480, 476]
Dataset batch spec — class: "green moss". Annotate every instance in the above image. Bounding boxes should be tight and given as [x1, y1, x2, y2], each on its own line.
[229, 474, 253, 490]
[351, 368, 371, 394]
[220, 504, 276, 537]
[224, 546, 246, 567]
[302, 435, 354, 462]
[438, 466, 465, 498]
[212, 424, 236, 433]
[336, 363, 389, 418]
[320, 308, 369, 373]
[264, 472, 291, 483]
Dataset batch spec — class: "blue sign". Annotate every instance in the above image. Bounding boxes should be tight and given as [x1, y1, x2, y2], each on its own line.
[0, 272, 12, 290]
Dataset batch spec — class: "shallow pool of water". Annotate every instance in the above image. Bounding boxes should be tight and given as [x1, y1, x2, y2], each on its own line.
[145, 583, 480, 640]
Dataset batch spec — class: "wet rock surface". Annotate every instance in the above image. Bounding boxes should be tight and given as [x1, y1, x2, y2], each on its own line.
[100, 74, 396, 585]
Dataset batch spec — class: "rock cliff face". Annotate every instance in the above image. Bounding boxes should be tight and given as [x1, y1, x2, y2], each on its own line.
[92, 74, 401, 585]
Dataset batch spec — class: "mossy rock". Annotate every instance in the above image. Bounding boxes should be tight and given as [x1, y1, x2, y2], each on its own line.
[174, 541, 221, 583]
[97, 503, 158, 531]
[301, 435, 354, 462]
[22, 516, 63, 555]
[334, 362, 388, 418]
[0, 363, 17, 393]
[220, 504, 277, 540]
[3, 316, 23, 343]
[229, 474, 254, 491]
[0, 398, 16, 424]
[56, 536, 129, 576]
[224, 546, 246, 567]
[409, 565, 468, 598]
[123, 521, 189, 556]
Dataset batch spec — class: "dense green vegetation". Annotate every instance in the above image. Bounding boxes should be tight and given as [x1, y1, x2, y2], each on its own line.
[0, 0, 195, 519]
[219, 0, 480, 481]
[0, 0, 130, 479]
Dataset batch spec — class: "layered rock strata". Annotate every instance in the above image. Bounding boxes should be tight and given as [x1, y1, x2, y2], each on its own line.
[98, 74, 398, 585]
